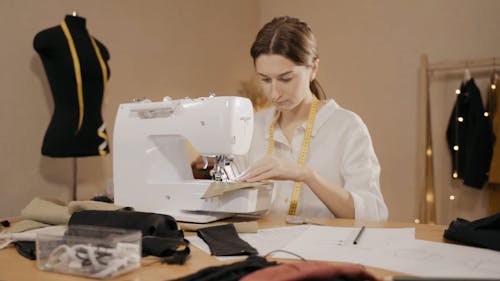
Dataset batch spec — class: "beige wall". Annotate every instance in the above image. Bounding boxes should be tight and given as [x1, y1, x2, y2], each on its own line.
[1, 0, 499, 223]
[258, 0, 500, 223]
[0, 0, 259, 217]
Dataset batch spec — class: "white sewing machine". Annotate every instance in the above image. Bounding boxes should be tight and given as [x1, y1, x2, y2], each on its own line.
[113, 95, 273, 222]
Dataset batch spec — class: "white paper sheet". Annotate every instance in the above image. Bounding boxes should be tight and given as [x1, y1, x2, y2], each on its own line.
[273, 226, 415, 263]
[188, 224, 500, 278]
[275, 226, 500, 278]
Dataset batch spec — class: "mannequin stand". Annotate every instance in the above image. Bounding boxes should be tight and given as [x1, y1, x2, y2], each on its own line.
[72, 158, 78, 201]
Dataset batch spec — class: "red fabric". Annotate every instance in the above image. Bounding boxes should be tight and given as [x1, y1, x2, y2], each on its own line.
[240, 261, 378, 281]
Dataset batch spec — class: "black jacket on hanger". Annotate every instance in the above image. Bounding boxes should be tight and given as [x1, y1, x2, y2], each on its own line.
[446, 79, 493, 188]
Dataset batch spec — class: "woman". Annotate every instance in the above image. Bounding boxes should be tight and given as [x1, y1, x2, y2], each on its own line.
[237, 16, 388, 221]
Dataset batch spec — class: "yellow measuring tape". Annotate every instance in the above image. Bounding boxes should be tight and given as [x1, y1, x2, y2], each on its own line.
[268, 96, 319, 215]
[61, 21, 108, 134]
[90, 36, 108, 104]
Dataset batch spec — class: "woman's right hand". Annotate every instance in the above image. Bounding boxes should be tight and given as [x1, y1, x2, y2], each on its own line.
[236, 155, 311, 183]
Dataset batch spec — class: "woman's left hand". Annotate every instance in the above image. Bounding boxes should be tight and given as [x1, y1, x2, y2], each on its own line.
[236, 155, 309, 183]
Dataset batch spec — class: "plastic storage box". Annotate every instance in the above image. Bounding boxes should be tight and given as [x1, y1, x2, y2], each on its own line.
[36, 225, 141, 279]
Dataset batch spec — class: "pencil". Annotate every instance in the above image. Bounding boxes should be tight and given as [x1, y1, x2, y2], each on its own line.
[353, 225, 365, 244]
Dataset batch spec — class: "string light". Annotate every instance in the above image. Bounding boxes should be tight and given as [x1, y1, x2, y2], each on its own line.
[453, 145, 459, 151]
[414, 219, 420, 224]
[484, 112, 489, 117]
[452, 171, 458, 178]
[457, 117, 464, 122]
[426, 192, 434, 203]
[449, 195, 455, 200]
[492, 84, 496, 90]
[455, 89, 461, 95]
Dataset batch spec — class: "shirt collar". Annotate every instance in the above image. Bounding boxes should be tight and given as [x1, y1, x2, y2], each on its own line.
[263, 99, 338, 142]
[310, 99, 337, 136]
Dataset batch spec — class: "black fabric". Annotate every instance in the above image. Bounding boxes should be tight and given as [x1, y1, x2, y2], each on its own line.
[168, 255, 277, 281]
[69, 210, 179, 237]
[142, 236, 191, 265]
[446, 79, 494, 188]
[1, 220, 10, 227]
[13, 241, 36, 260]
[444, 212, 500, 251]
[197, 224, 258, 256]
[69, 210, 189, 263]
[34, 15, 110, 157]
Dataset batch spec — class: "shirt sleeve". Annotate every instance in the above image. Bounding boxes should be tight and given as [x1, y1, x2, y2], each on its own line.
[341, 120, 388, 221]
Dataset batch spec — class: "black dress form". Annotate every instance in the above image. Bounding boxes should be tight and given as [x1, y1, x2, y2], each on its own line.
[34, 15, 111, 157]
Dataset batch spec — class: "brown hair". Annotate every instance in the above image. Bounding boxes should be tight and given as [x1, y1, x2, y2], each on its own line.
[250, 16, 326, 100]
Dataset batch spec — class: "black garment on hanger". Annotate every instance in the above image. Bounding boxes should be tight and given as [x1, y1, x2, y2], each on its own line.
[446, 79, 493, 188]
[34, 15, 110, 157]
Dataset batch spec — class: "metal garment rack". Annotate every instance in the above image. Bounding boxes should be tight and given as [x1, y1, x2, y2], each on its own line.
[419, 54, 498, 224]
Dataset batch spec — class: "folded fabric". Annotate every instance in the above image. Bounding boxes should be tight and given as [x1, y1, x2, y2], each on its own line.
[20, 197, 70, 225]
[7, 219, 50, 233]
[19, 197, 125, 227]
[142, 236, 190, 264]
[202, 181, 272, 199]
[197, 223, 258, 256]
[443, 212, 500, 251]
[68, 210, 179, 237]
[13, 241, 36, 260]
[169, 255, 277, 281]
[67, 200, 124, 214]
[241, 261, 378, 281]
[68, 210, 190, 264]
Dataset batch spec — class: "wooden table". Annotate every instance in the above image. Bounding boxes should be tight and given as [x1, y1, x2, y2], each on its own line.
[0, 214, 448, 281]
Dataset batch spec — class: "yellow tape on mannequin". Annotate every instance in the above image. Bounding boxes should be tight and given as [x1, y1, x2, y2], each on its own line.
[89, 36, 108, 104]
[61, 21, 84, 133]
[61, 21, 108, 134]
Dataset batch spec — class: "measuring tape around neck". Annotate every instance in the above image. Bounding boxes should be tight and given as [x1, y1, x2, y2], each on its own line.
[268, 96, 319, 215]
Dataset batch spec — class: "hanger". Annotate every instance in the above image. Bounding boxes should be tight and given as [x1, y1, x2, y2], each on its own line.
[493, 57, 498, 82]
[491, 57, 498, 79]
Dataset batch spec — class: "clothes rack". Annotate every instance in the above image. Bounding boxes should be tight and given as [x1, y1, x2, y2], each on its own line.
[419, 54, 499, 224]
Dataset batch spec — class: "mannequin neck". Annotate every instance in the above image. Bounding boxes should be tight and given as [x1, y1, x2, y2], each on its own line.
[64, 15, 86, 30]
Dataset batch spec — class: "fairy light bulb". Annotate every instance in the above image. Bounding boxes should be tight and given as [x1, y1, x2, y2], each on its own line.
[426, 192, 434, 203]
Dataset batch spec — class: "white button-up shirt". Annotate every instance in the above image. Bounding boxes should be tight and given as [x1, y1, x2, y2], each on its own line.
[236, 99, 388, 221]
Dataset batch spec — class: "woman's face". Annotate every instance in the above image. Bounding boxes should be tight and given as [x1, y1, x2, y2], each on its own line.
[255, 54, 317, 112]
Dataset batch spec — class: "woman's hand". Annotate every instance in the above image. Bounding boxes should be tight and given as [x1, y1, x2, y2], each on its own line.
[238, 155, 355, 219]
[236, 155, 310, 183]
